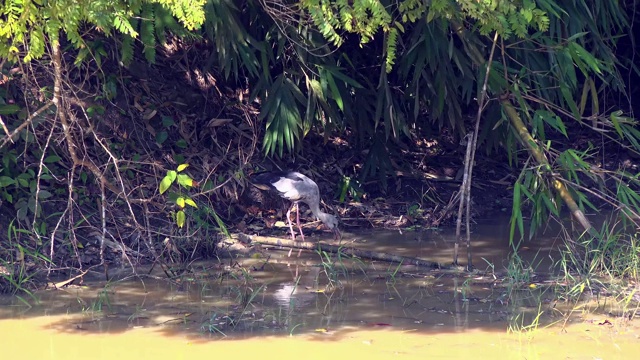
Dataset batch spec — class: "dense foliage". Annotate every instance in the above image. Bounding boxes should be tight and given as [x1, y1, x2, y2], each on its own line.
[1, 0, 640, 290]
[1, 0, 206, 61]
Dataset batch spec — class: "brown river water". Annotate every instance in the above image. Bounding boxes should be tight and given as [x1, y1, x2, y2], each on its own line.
[1, 218, 639, 359]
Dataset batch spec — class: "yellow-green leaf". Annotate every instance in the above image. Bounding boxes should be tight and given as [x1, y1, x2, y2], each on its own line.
[177, 173, 193, 188]
[159, 175, 174, 194]
[176, 210, 186, 228]
[184, 198, 198, 208]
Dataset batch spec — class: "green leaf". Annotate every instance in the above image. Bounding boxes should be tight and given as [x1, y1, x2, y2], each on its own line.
[159, 171, 176, 194]
[541, 193, 559, 216]
[321, 65, 363, 89]
[176, 210, 186, 228]
[44, 155, 61, 163]
[0, 104, 21, 115]
[609, 110, 625, 139]
[538, 110, 568, 138]
[17, 205, 27, 221]
[176, 139, 188, 148]
[176, 173, 193, 188]
[568, 42, 602, 75]
[565, 32, 588, 43]
[560, 83, 580, 121]
[17, 177, 29, 187]
[161, 116, 175, 128]
[156, 131, 168, 145]
[177, 164, 189, 172]
[324, 71, 343, 111]
[208, 207, 229, 237]
[0, 176, 15, 187]
[510, 182, 524, 243]
[184, 198, 197, 208]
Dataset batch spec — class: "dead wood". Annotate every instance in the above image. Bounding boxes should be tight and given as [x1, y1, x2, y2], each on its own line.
[232, 233, 456, 270]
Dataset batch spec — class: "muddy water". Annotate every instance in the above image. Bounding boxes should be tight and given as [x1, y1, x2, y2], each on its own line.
[2, 222, 639, 359]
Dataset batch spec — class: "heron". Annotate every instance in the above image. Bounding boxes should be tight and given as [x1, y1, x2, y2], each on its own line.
[252, 170, 341, 251]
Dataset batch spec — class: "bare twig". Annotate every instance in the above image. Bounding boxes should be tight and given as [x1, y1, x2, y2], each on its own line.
[0, 101, 54, 149]
[454, 31, 500, 269]
[32, 109, 57, 247]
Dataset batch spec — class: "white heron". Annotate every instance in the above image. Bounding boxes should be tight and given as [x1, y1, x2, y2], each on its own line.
[252, 171, 341, 245]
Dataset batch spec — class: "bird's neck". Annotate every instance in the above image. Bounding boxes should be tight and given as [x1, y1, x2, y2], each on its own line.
[308, 201, 327, 219]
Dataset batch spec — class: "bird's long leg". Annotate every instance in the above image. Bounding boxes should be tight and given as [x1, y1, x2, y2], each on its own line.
[286, 203, 296, 240]
[295, 202, 305, 257]
[295, 202, 305, 241]
[286, 203, 296, 257]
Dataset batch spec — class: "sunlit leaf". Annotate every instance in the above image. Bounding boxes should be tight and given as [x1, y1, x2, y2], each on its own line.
[177, 174, 194, 188]
[159, 172, 176, 194]
[176, 210, 186, 228]
[184, 198, 198, 208]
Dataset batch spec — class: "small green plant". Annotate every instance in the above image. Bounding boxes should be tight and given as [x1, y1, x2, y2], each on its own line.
[481, 257, 497, 280]
[336, 175, 363, 202]
[200, 312, 228, 336]
[317, 249, 349, 287]
[0, 220, 48, 299]
[154, 116, 176, 146]
[159, 163, 197, 228]
[289, 323, 303, 336]
[85, 286, 113, 313]
[507, 302, 546, 334]
[557, 223, 640, 301]
[505, 252, 534, 291]
[127, 304, 147, 322]
[456, 278, 473, 302]
[225, 267, 266, 323]
[1, 151, 50, 222]
[406, 203, 421, 217]
[386, 261, 403, 285]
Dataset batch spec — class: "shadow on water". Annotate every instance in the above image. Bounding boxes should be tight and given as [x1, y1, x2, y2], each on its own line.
[1, 218, 639, 358]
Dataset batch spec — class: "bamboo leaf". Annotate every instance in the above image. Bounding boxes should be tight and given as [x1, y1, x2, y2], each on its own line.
[560, 83, 580, 121]
[569, 42, 602, 74]
[510, 182, 524, 242]
[320, 65, 363, 88]
[324, 71, 343, 111]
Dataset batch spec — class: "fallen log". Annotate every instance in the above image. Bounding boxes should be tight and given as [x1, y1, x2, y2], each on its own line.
[233, 233, 457, 270]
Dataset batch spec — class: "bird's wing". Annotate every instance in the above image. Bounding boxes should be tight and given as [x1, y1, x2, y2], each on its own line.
[271, 177, 304, 201]
[252, 171, 316, 203]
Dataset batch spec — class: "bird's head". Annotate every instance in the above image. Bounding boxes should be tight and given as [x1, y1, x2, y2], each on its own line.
[319, 213, 341, 240]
